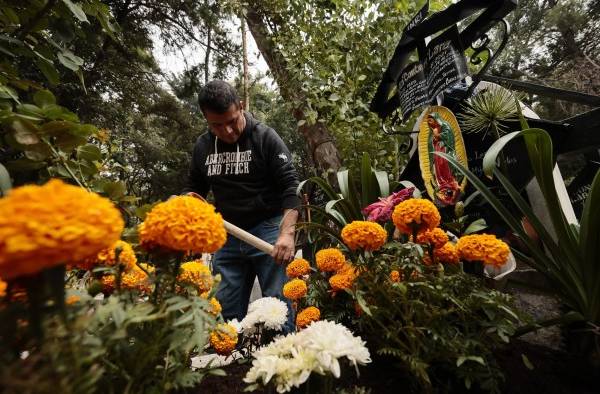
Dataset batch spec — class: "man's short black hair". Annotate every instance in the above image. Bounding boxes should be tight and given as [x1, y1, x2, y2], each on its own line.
[198, 80, 240, 114]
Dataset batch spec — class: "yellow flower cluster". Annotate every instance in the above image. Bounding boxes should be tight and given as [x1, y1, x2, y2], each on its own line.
[177, 260, 213, 294]
[390, 270, 402, 282]
[435, 242, 459, 265]
[209, 297, 222, 316]
[76, 240, 137, 271]
[341, 221, 387, 251]
[392, 198, 440, 235]
[286, 258, 311, 278]
[416, 228, 449, 248]
[0, 179, 124, 280]
[282, 278, 307, 300]
[315, 248, 345, 272]
[296, 306, 321, 329]
[210, 323, 238, 355]
[456, 234, 510, 267]
[138, 196, 226, 254]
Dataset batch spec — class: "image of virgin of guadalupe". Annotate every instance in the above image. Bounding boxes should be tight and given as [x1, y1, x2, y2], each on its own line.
[418, 107, 468, 206]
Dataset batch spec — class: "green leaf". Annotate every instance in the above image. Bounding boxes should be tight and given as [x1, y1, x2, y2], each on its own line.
[62, 0, 89, 23]
[374, 170, 390, 197]
[579, 170, 600, 320]
[35, 59, 59, 85]
[207, 368, 227, 377]
[5, 158, 46, 172]
[328, 93, 340, 101]
[0, 163, 12, 196]
[41, 120, 74, 136]
[33, 90, 56, 107]
[463, 218, 487, 234]
[456, 356, 485, 367]
[24, 143, 52, 160]
[103, 181, 127, 200]
[58, 51, 84, 71]
[77, 143, 102, 161]
[55, 133, 87, 152]
[12, 119, 40, 145]
[521, 354, 534, 370]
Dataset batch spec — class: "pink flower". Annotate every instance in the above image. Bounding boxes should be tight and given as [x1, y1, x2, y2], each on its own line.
[362, 188, 415, 223]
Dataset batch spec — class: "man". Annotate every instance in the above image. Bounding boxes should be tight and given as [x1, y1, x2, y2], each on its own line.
[183, 80, 299, 332]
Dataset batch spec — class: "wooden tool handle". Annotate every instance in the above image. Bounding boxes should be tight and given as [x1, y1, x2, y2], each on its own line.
[223, 221, 274, 254]
[184, 192, 275, 254]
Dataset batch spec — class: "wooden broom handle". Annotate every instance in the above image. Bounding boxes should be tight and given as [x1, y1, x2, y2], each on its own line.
[185, 192, 274, 254]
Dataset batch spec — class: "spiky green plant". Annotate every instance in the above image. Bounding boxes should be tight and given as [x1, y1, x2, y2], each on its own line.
[458, 85, 520, 139]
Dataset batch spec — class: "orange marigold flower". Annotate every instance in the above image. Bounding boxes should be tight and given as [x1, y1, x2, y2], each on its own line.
[391, 198, 440, 235]
[76, 240, 137, 271]
[456, 234, 510, 267]
[282, 278, 307, 300]
[209, 297, 222, 316]
[0, 179, 124, 280]
[416, 228, 448, 248]
[178, 260, 213, 294]
[329, 272, 356, 291]
[101, 275, 115, 293]
[101, 264, 152, 294]
[0, 279, 6, 297]
[341, 221, 387, 251]
[286, 258, 311, 278]
[66, 295, 80, 305]
[138, 196, 226, 254]
[435, 242, 459, 265]
[390, 270, 402, 282]
[315, 248, 345, 272]
[210, 323, 238, 355]
[296, 306, 321, 328]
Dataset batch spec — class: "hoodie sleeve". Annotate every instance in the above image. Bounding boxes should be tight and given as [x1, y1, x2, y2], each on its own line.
[263, 128, 301, 211]
[182, 140, 209, 197]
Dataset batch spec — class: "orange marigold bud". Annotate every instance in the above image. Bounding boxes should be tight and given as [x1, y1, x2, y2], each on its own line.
[286, 258, 311, 278]
[282, 278, 307, 300]
[296, 306, 320, 328]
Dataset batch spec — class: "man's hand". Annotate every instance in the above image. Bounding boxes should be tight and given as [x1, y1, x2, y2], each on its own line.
[272, 232, 295, 264]
[271, 209, 299, 264]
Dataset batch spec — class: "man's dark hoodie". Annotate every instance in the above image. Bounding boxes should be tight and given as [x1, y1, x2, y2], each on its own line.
[183, 112, 300, 229]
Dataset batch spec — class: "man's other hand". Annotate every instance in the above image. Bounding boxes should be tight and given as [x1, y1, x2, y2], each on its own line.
[272, 232, 295, 265]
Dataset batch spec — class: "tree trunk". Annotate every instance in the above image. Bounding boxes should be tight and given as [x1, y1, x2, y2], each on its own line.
[204, 26, 211, 84]
[244, 6, 342, 174]
[241, 15, 250, 111]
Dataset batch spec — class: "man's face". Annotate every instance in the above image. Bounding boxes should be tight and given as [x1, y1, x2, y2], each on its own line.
[204, 103, 245, 144]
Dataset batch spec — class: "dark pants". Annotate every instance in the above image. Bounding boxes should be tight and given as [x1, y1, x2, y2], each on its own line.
[211, 215, 295, 333]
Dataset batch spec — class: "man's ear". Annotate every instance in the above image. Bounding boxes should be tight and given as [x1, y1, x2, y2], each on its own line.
[239, 101, 244, 110]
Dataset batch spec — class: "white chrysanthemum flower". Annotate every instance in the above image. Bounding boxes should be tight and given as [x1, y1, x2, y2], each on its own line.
[243, 320, 371, 393]
[227, 318, 243, 334]
[300, 320, 371, 377]
[241, 297, 288, 334]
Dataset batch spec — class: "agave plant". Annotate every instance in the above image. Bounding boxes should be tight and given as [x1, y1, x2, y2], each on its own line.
[439, 103, 600, 361]
[458, 84, 519, 139]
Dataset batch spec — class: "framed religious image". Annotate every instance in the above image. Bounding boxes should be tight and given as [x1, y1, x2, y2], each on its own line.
[418, 106, 468, 206]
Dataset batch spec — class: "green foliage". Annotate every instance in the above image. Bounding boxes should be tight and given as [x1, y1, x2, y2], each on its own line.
[0, 256, 222, 393]
[440, 106, 600, 358]
[241, 0, 451, 175]
[494, 0, 600, 119]
[356, 244, 524, 393]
